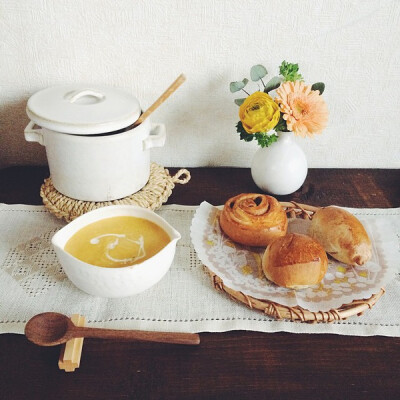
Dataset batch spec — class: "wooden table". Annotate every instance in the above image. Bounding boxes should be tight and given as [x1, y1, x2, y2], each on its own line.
[0, 167, 399, 400]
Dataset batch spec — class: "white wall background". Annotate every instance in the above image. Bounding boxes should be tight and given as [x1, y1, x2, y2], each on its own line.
[1, 0, 399, 169]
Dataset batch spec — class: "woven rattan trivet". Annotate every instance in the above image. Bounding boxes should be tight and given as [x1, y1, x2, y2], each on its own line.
[207, 201, 385, 323]
[40, 163, 190, 222]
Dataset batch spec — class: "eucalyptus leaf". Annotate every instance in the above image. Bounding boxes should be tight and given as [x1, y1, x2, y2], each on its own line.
[234, 98, 246, 106]
[229, 78, 249, 93]
[264, 76, 283, 93]
[250, 64, 268, 81]
[230, 81, 242, 93]
[311, 82, 325, 94]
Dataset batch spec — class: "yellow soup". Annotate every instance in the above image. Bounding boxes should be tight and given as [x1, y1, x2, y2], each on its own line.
[64, 216, 170, 268]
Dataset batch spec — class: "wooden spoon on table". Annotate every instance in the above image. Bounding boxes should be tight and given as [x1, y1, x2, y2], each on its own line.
[25, 312, 200, 346]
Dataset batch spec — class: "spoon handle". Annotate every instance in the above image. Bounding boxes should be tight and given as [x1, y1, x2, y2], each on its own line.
[133, 73, 186, 127]
[70, 326, 200, 345]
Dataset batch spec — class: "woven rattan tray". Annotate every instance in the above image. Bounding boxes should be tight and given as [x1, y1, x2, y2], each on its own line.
[40, 163, 190, 222]
[206, 201, 385, 323]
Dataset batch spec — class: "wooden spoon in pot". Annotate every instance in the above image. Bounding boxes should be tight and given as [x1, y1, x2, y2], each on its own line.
[133, 73, 186, 127]
[25, 312, 200, 346]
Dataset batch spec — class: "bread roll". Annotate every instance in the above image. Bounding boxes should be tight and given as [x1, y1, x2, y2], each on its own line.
[219, 193, 287, 246]
[262, 233, 328, 289]
[308, 206, 372, 266]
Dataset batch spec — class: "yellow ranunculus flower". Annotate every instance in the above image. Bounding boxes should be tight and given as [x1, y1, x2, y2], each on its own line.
[239, 92, 280, 134]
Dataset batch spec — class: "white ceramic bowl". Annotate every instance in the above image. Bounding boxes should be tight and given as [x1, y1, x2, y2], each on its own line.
[52, 205, 181, 298]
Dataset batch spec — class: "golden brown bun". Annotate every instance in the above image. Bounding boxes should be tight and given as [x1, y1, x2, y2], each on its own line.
[262, 233, 328, 289]
[219, 193, 287, 246]
[308, 206, 372, 266]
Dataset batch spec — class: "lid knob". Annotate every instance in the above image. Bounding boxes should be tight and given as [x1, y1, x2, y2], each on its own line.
[66, 89, 105, 104]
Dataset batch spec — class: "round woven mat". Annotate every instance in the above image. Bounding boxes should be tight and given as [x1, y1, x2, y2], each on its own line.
[40, 163, 190, 222]
[207, 201, 385, 323]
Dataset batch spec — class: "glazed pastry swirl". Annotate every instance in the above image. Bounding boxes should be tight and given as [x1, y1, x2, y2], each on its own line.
[219, 193, 288, 246]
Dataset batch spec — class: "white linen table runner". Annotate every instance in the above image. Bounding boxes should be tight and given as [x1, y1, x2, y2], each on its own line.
[0, 204, 399, 337]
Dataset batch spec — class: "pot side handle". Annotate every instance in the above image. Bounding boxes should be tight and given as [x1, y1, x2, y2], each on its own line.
[24, 121, 45, 146]
[143, 123, 166, 150]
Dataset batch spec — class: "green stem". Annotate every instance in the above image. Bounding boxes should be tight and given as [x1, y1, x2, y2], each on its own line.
[242, 88, 250, 96]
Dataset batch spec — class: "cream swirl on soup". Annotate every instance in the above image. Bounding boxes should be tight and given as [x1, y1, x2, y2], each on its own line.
[64, 216, 170, 268]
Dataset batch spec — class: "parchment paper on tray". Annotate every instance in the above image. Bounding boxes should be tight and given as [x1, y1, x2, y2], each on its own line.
[190, 202, 396, 312]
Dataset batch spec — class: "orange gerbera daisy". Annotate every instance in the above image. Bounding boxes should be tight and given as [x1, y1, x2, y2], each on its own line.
[275, 81, 328, 137]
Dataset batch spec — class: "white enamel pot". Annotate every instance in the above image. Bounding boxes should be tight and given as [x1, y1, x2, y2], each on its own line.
[24, 86, 166, 202]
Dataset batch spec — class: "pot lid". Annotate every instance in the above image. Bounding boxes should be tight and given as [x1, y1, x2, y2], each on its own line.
[26, 85, 141, 135]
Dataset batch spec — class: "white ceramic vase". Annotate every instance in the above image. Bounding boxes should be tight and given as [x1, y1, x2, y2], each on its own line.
[251, 132, 307, 195]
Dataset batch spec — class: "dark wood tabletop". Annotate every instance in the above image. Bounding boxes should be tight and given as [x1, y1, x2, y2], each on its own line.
[0, 166, 399, 400]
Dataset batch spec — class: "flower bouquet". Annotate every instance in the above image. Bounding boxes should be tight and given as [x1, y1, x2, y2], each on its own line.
[229, 61, 328, 195]
[230, 61, 328, 148]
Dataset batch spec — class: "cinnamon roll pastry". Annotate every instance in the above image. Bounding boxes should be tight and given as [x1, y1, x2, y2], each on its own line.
[219, 193, 288, 246]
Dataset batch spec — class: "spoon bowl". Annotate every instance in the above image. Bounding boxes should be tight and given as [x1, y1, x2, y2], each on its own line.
[25, 312, 73, 346]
